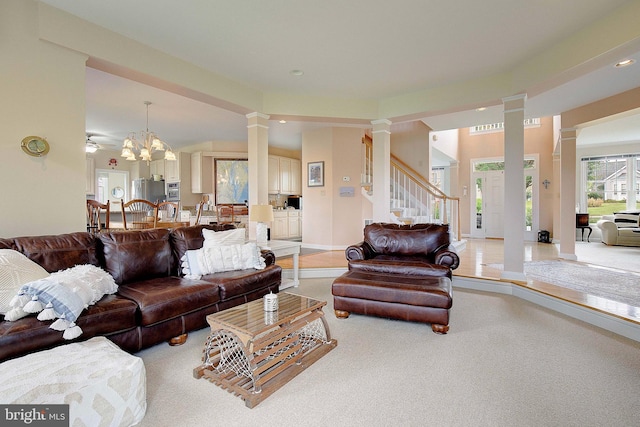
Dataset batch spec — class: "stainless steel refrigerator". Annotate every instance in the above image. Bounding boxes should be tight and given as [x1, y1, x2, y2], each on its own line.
[131, 178, 166, 203]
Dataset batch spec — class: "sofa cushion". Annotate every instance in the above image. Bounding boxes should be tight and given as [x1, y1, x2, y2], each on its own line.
[13, 232, 99, 273]
[0, 294, 138, 363]
[100, 229, 172, 285]
[364, 223, 450, 257]
[614, 211, 640, 228]
[117, 276, 220, 327]
[349, 259, 452, 278]
[205, 265, 282, 301]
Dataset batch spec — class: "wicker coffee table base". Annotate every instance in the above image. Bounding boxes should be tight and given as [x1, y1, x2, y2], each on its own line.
[194, 298, 337, 408]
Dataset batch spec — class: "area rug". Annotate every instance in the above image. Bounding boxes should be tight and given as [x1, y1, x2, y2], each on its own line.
[488, 261, 640, 307]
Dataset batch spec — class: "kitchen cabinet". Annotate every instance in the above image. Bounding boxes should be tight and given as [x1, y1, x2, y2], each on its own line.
[271, 210, 301, 239]
[86, 157, 95, 195]
[167, 153, 200, 206]
[288, 210, 301, 238]
[271, 211, 288, 239]
[191, 152, 213, 194]
[164, 157, 179, 182]
[150, 159, 165, 178]
[268, 156, 280, 194]
[290, 159, 301, 195]
[268, 155, 301, 195]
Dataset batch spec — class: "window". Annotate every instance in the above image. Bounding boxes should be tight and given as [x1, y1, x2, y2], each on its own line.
[581, 154, 640, 221]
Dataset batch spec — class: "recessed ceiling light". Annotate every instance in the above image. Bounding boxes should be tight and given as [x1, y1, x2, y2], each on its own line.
[279, 120, 287, 124]
[476, 107, 487, 112]
[290, 69, 304, 76]
[615, 59, 635, 68]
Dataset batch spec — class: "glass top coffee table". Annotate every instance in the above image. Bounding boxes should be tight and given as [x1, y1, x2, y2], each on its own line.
[193, 292, 337, 408]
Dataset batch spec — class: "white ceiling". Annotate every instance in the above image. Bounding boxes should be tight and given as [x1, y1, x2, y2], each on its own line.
[42, 0, 640, 152]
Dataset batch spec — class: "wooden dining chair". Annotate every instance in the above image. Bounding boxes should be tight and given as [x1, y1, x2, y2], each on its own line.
[86, 199, 110, 233]
[194, 200, 208, 225]
[157, 201, 179, 223]
[216, 204, 235, 224]
[121, 199, 158, 230]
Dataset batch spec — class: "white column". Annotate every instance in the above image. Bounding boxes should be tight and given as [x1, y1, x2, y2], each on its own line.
[552, 152, 561, 243]
[559, 128, 577, 260]
[501, 94, 526, 282]
[449, 160, 460, 240]
[372, 119, 391, 222]
[627, 157, 637, 210]
[247, 112, 270, 240]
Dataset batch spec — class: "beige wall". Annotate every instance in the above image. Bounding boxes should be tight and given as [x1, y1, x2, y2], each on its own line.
[1, 0, 88, 237]
[302, 127, 364, 249]
[390, 122, 431, 178]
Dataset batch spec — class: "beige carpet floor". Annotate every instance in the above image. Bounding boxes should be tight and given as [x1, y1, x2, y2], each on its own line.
[136, 278, 640, 427]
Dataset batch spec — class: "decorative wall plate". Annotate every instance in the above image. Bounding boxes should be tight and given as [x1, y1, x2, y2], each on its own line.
[21, 136, 50, 157]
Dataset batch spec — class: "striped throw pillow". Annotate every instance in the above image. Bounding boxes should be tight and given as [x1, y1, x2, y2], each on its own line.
[613, 212, 640, 228]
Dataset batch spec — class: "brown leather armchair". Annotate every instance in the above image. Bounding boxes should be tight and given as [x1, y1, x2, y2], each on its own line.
[344, 222, 459, 278]
[332, 222, 458, 333]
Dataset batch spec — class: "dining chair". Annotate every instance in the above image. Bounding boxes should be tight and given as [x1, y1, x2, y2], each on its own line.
[157, 201, 179, 223]
[194, 200, 208, 225]
[216, 204, 235, 224]
[121, 199, 158, 230]
[86, 199, 110, 233]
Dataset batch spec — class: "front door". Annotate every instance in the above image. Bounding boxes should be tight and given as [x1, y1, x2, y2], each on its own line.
[472, 170, 504, 238]
[471, 157, 538, 240]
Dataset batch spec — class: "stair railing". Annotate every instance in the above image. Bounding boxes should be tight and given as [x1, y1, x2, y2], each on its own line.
[362, 136, 461, 241]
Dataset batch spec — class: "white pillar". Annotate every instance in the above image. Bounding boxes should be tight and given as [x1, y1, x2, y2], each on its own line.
[627, 157, 637, 210]
[372, 119, 391, 222]
[246, 112, 270, 240]
[559, 128, 577, 260]
[502, 94, 526, 282]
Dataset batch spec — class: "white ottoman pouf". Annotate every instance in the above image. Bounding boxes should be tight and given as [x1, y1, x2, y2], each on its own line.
[0, 337, 146, 427]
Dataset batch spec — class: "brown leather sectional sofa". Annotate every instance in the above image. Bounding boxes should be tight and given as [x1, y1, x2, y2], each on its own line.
[0, 225, 281, 362]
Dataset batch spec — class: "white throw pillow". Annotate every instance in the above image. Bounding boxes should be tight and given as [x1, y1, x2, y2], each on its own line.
[0, 249, 49, 314]
[202, 228, 246, 248]
[181, 250, 205, 279]
[195, 242, 266, 274]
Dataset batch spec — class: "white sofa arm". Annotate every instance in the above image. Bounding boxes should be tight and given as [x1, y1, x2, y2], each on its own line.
[597, 219, 618, 245]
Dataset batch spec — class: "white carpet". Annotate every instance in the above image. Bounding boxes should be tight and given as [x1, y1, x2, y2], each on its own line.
[489, 261, 640, 307]
[135, 278, 640, 427]
[574, 242, 640, 273]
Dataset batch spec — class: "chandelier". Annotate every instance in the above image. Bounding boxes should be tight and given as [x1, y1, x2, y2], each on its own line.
[121, 101, 176, 163]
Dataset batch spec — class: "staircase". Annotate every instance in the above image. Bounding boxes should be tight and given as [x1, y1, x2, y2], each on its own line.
[361, 136, 461, 242]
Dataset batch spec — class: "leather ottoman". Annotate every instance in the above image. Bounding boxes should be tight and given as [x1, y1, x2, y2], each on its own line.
[331, 271, 453, 333]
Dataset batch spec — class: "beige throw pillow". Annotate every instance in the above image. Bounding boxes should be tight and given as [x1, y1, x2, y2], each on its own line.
[0, 249, 49, 314]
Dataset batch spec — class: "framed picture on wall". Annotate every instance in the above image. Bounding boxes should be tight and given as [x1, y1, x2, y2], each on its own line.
[215, 158, 249, 204]
[308, 161, 324, 187]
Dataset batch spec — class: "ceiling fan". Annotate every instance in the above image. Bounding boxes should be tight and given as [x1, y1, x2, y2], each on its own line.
[85, 135, 100, 153]
[85, 133, 119, 153]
